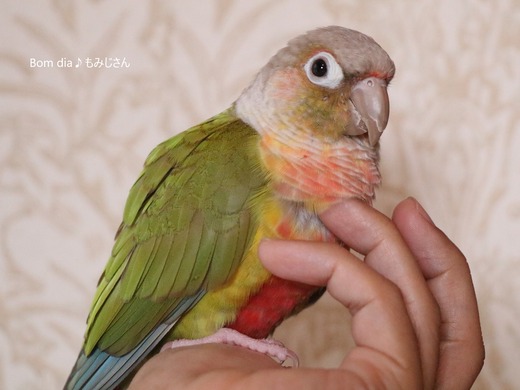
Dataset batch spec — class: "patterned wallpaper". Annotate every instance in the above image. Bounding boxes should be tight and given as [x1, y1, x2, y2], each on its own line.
[1, 1, 519, 388]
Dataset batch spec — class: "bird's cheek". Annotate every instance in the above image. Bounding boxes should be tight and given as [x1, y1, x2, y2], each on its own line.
[311, 96, 352, 140]
[265, 69, 305, 103]
[310, 87, 352, 135]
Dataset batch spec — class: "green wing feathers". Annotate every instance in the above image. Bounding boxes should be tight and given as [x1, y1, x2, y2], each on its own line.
[84, 110, 267, 356]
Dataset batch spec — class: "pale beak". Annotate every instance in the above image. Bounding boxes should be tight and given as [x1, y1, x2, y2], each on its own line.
[348, 77, 390, 146]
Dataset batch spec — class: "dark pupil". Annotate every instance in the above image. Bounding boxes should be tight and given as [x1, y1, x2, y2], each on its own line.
[311, 58, 328, 77]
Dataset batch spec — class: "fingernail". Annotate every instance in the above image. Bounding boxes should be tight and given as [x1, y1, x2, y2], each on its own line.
[411, 197, 436, 226]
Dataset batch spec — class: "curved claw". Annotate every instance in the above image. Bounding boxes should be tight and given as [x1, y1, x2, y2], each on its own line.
[349, 77, 390, 146]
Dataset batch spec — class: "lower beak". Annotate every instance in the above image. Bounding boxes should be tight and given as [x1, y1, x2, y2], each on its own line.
[348, 77, 390, 146]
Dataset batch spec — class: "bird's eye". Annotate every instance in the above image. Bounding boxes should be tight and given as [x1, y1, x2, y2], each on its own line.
[304, 52, 343, 89]
[311, 58, 328, 77]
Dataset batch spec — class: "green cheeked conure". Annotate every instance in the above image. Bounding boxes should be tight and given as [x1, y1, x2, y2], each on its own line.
[65, 26, 395, 390]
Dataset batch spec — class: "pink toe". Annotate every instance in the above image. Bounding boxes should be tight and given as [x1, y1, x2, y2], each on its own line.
[161, 328, 299, 366]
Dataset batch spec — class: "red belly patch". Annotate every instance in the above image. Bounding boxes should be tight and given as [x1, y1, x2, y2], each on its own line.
[227, 275, 320, 338]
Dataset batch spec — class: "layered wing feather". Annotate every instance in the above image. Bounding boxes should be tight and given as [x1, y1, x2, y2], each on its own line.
[65, 109, 267, 389]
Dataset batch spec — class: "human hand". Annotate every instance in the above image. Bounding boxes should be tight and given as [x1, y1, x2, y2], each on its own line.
[129, 197, 484, 390]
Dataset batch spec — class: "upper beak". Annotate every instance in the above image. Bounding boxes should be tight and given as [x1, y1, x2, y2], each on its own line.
[348, 77, 390, 146]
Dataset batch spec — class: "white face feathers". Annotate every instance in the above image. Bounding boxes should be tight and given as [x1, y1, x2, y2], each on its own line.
[303, 51, 344, 89]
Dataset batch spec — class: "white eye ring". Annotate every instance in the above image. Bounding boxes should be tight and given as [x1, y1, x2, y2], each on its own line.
[304, 52, 343, 89]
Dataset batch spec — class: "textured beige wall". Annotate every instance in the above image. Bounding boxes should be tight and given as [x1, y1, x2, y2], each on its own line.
[1, 1, 519, 388]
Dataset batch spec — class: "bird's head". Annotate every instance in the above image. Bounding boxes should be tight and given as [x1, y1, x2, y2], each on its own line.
[235, 26, 395, 147]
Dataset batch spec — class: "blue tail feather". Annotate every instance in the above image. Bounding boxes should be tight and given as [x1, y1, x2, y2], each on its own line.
[64, 292, 205, 390]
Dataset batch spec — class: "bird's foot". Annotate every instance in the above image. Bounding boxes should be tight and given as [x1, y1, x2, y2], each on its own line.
[161, 328, 299, 367]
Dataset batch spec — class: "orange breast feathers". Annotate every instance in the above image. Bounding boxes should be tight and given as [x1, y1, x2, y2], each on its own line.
[259, 132, 381, 207]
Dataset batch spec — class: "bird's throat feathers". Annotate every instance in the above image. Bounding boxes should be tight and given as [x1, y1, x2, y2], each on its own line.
[258, 128, 381, 208]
